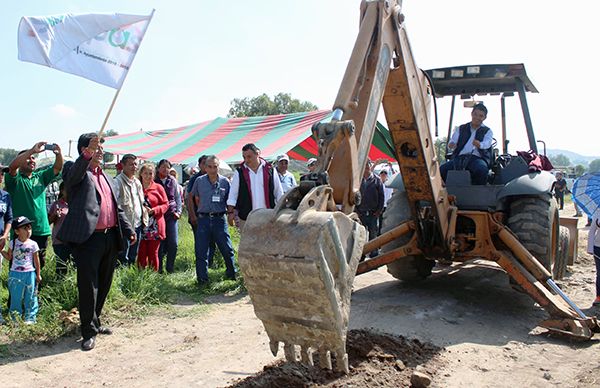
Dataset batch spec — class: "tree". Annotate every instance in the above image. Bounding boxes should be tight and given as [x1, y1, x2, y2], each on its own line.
[574, 164, 586, 177]
[434, 137, 447, 162]
[589, 159, 600, 174]
[548, 153, 571, 168]
[228, 93, 318, 118]
[0, 148, 19, 165]
[101, 129, 118, 163]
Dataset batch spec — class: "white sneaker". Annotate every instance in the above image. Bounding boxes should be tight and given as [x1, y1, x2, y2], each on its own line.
[24, 320, 35, 325]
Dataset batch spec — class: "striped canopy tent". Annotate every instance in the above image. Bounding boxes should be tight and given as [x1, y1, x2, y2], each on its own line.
[103, 110, 396, 165]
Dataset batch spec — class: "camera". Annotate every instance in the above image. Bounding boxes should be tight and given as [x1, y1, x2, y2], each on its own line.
[45, 143, 57, 151]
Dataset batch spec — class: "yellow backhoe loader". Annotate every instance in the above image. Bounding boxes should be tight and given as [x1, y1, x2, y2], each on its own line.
[237, 0, 599, 373]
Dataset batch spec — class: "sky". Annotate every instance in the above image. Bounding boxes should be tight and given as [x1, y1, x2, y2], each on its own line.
[1, 0, 599, 160]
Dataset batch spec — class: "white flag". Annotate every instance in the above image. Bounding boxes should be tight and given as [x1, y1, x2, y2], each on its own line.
[18, 10, 154, 89]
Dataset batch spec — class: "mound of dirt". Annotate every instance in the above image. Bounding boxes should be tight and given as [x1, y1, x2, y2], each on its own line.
[227, 329, 443, 388]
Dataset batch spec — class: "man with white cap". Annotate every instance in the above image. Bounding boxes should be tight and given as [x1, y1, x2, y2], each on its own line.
[275, 153, 297, 193]
[306, 158, 318, 173]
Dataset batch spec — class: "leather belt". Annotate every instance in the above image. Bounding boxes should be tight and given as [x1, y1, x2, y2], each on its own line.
[199, 212, 226, 217]
[94, 226, 116, 234]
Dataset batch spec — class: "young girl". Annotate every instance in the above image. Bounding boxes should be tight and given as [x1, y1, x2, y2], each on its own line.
[588, 215, 600, 306]
[1, 216, 41, 323]
[48, 182, 71, 276]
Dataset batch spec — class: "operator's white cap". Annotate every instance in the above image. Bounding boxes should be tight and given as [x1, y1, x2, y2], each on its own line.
[307, 158, 317, 167]
[277, 153, 290, 163]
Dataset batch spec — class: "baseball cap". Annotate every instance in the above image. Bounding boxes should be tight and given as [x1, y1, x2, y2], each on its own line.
[307, 158, 317, 167]
[277, 154, 290, 163]
[12, 216, 33, 230]
[379, 169, 388, 175]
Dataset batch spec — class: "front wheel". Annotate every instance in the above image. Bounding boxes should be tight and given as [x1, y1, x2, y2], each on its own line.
[381, 190, 434, 281]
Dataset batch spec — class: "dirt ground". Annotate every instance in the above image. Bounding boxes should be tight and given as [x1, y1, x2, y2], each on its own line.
[2, 202, 600, 387]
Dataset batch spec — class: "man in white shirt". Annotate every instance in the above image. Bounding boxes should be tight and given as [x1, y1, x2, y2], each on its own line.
[275, 153, 297, 193]
[227, 143, 284, 230]
[114, 154, 146, 266]
[440, 103, 493, 185]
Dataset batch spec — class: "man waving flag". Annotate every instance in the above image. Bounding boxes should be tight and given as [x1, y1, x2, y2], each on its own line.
[18, 10, 154, 89]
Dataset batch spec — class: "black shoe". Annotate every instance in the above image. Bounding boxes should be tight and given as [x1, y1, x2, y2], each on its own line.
[81, 336, 96, 351]
[197, 280, 209, 288]
[98, 326, 113, 335]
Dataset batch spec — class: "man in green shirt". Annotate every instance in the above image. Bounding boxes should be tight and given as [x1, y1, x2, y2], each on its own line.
[5, 141, 63, 267]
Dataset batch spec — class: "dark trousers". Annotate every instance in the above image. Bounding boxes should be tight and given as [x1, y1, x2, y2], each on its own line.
[378, 207, 386, 235]
[194, 215, 235, 283]
[31, 235, 49, 268]
[72, 229, 119, 340]
[555, 193, 565, 210]
[359, 212, 380, 258]
[53, 243, 73, 276]
[440, 155, 488, 185]
[159, 218, 178, 273]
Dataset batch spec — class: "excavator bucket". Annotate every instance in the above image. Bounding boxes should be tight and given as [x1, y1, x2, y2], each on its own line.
[238, 185, 366, 373]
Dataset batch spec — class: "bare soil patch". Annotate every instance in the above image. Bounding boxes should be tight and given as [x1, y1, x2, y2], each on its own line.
[1, 202, 599, 387]
[228, 329, 443, 387]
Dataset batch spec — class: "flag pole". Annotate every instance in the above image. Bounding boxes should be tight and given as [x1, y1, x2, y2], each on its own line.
[99, 87, 122, 136]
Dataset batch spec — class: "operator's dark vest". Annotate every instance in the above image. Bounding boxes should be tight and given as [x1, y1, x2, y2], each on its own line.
[236, 163, 276, 221]
[452, 123, 492, 167]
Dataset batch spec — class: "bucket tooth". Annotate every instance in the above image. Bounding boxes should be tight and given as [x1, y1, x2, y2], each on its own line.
[301, 347, 314, 366]
[319, 350, 332, 370]
[238, 186, 366, 374]
[284, 343, 299, 362]
[269, 340, 279, 356]
[333, 351, 350, 373]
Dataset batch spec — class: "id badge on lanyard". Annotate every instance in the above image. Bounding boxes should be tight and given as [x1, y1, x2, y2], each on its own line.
[212, 182, 221, 203]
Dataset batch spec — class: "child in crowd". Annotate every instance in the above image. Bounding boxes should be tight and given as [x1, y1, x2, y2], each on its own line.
[1, 216, 41, 323]
[48, 182, 71, 275]
[588, 215, 600, 306]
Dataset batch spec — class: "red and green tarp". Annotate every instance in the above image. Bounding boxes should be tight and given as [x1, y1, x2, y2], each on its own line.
[103, 110, 396, 165]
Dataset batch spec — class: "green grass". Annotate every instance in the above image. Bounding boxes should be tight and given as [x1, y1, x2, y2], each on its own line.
[0, 213, 244, 343]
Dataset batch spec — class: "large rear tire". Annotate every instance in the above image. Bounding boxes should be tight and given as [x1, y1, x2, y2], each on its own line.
[507, 195, 559, 276]
[381, 190, 434, 281]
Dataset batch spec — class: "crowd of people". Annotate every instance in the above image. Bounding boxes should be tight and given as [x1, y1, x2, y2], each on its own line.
[0, 135, 335, 350]
[9, 131, 598, 352]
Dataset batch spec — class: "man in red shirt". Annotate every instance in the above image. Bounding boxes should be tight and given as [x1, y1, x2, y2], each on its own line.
[59, 133, 135, 351]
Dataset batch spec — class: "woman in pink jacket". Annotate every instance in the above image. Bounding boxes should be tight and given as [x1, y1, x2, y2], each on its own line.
[138, 163, 169, 271]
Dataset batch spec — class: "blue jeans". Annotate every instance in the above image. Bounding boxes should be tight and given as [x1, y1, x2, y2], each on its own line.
[8, 271, 38, 322]
[118, 226, 142, 266]
[441, 155, 489, 185]
[159, 218, 179, 273]
[192, 222, 216, 267]
[194, 215, 236, 283]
